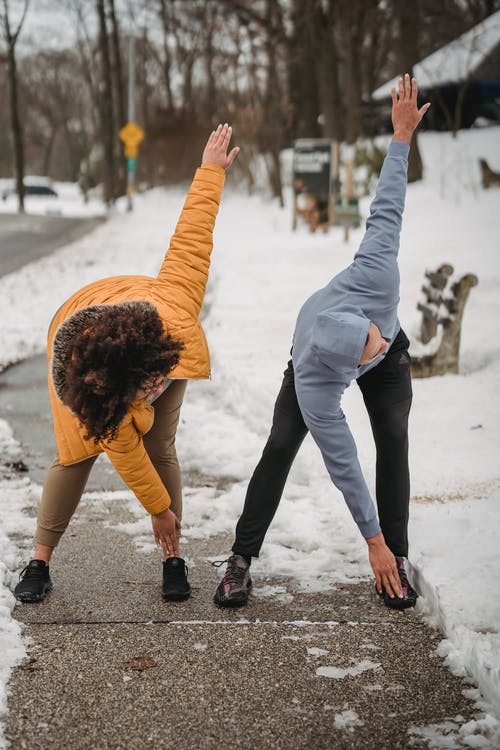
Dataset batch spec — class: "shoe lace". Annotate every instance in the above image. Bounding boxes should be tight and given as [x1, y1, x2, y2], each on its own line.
[19, 565, 45, 581]
[211, 557, 247, 588]
[211, 559, 228, 569]
[224, 561, 247, 588]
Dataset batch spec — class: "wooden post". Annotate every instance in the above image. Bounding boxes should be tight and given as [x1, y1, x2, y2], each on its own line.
[411, 265, 478, 378]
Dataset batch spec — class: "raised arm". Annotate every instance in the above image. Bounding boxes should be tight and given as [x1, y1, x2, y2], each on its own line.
[354, 75, 430, 271]
[154, 124, 239, 318]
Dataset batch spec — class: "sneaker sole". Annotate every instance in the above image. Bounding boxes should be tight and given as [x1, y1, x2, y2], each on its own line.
[375, 583, 417, 611]
[162, 588, 191, 602]
[383, 594, 417, 611]
[15, 583, 52, 603]
[213, 586, 252, 608]
[213, 595, 249, 608]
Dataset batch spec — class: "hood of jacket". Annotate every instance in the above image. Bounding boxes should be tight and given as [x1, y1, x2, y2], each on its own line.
[312, 311, 370, 372]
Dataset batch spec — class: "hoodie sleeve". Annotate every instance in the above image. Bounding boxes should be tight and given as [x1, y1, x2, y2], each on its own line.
[353, 141, 410, 272]
[153, 163, 225, 318]
[294, 378, 381, 539]
[100, 415, 171, 516]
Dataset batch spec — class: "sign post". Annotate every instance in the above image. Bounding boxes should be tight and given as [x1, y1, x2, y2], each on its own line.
[333, 161, 361, 241]
[119, 122, 144, 211]
[118, 35, 145, 212]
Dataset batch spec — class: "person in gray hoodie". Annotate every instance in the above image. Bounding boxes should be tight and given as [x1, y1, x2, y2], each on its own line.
[214, 74, 431, 611]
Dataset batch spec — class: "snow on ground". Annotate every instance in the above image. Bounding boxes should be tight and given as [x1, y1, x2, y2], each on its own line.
[0, 126, 499, 746]
[0, 422, 37, 750]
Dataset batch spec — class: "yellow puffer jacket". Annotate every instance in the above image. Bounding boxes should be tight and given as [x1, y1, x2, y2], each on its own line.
[47, 163, 225, 515]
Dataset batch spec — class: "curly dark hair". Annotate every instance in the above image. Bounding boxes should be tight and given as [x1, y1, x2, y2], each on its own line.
[52, 301, 184, 443]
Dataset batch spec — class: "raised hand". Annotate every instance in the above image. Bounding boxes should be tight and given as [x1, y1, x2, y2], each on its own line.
[391, 73, 431, 143]
[202, 123, 240, 170]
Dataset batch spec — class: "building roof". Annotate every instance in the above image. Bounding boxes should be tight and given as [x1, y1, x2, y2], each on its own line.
[372, 10, 500, 100]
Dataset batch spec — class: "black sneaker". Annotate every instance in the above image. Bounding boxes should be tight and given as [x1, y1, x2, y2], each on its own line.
[14, 560, 53, 603]
[213, 554, 252, 608]
[162, 557, 191, 601]
[378, 556, 418, 610]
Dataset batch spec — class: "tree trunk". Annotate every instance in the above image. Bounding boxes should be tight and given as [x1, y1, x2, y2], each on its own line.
[288, 0, 321, 138]
[2, 0, 30, 213]
[395, 0, 423, 182]
[96, 0, 115, 205]
[108, 0, 125, 125]
[344, 0, 365, 144]
[158, 0, 174, 110]
[314, 1, 344, 141]
[42, 126, 58, 176]
[108, 0, 126, 196]
[263, 0, 284, 206]
[204, 4, 217, 121]
[6, 43, 25, 212]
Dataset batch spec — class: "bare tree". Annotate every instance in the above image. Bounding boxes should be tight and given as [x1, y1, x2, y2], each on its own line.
[1, 0, 29, 212]
[158, 0, 175, 110]
[288, 0, 321, 138]
[260, 0, 287, 205]
[312, 1, 344, 141]
[96, 0, 116, 204]
[108, 0, 125, 127]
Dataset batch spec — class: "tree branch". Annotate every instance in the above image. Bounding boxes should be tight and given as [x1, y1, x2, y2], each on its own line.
[7, 0, 30, 47]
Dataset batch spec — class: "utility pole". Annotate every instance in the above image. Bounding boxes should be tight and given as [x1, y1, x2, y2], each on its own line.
[126, 34, 135, 212]
[119, 34, 144, 212]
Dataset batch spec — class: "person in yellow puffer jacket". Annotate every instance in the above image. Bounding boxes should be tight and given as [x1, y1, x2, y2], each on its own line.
[14, 124, 239, 604]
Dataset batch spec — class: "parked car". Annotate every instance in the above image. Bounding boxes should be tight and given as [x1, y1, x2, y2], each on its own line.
[1, 176, 58, 201]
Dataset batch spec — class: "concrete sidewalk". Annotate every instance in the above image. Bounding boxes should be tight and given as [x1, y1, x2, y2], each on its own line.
[1, 356, 487, 749]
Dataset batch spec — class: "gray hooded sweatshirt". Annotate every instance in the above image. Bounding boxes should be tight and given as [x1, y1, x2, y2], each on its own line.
[291, 140, 410, 539]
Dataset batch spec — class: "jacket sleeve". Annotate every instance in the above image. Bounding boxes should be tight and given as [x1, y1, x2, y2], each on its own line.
[353, 141, 410, 272]
[295, 380, 381, 539]
[100, 416, 171, 516]
[154, 163, 225, 318]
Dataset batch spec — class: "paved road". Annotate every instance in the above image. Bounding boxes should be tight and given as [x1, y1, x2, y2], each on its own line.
[0, 355, 493, 749]
[0, 213, 105, 277]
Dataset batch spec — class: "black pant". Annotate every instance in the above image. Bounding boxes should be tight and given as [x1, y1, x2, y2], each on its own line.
[232, 328, 412, 559]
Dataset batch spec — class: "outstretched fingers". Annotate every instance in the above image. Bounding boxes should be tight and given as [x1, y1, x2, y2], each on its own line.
[418, 102, 431, 119]
[404, 72, 411, 98]
[411, 76, 418, 102]
[221, 124, 232, 148]
[213, 123, 229, 147]
[226, 146, 240, 168]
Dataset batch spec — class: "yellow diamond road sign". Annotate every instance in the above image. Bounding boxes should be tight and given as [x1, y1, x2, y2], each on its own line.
[119, 121, 145, 148]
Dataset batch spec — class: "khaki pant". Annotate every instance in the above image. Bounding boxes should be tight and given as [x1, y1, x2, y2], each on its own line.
[35, 380, 187, 548]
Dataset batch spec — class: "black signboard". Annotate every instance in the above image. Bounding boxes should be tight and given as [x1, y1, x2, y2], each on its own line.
[293, 140, 333, 201]
[292, 139, 334, 230]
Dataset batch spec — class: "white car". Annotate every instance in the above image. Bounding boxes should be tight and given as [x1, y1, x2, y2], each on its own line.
[1, 176, 58, 201]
